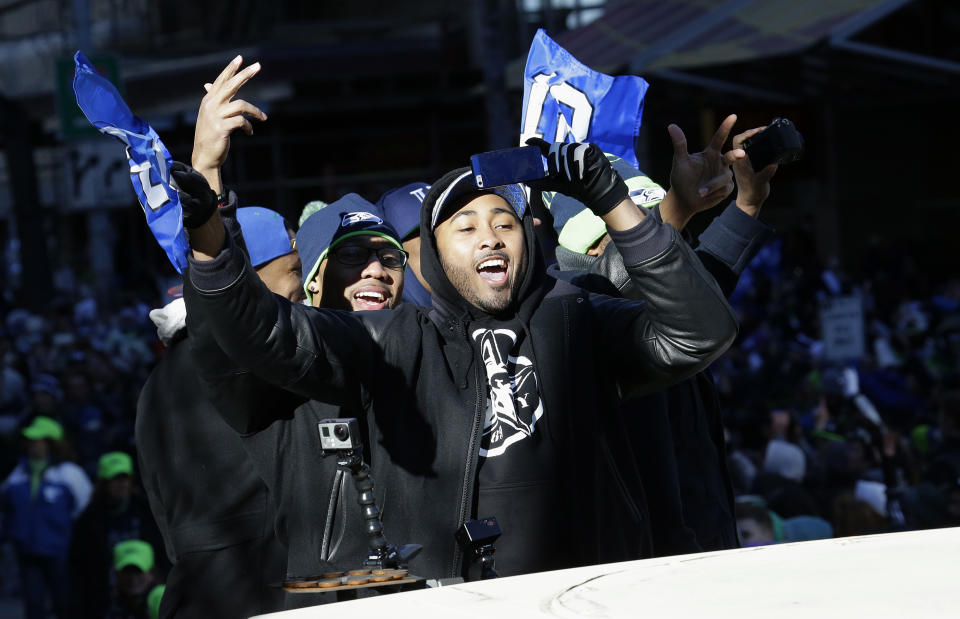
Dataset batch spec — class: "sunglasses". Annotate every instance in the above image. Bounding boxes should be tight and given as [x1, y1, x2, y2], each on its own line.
[330, 245, 408, 270]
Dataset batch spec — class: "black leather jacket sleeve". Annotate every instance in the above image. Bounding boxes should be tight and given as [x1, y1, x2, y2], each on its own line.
[184, 294, 306, 435]
[592, 215, 738, 393]
[588, 202, 774, 299]
[185, 230, 384, 406]
[181, 200, 308, 435]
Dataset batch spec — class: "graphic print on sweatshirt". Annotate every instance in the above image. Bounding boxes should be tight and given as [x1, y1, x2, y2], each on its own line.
[472, 327, 544, 458]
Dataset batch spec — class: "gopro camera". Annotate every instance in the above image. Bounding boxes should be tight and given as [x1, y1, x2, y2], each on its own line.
[317, 418, 361, 455]
[742, 118, 804, 172]
[471, 145, 546, 189]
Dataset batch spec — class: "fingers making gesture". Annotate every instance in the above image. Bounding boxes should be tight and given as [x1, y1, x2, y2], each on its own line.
[191, 56, 267, 193]
[659, 114, 744, 230]
[668, 113, 744, 215]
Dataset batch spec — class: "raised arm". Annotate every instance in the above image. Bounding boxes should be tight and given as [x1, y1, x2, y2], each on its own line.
[183, 205, 380, 403]
[583, 118, 777, 298]
[528, 138, 738, 391]
[182, 215, 308, 435]
[176, 59, 379, 403]
[597, 213, 738, 392]
[695, 123, 778, 295]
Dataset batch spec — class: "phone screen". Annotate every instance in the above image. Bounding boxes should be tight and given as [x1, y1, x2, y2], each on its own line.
[471, 146, 546, 188]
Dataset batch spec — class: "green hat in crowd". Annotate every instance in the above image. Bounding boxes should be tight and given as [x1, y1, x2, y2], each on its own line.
[147, 584, 165, 619]
[544, 153, 666, 254]
[299, 199, 328, 227]
[114, 539, 155, 572]
[98, 452, 133, 480]
[22, 416, 63, 441]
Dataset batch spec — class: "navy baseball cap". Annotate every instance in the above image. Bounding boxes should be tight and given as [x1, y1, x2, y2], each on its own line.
[236, 207, 294, 268]
[296, 193, 402, 305]
[377, 182, 430, 241]
[429, 169, 527, 230]
[545, 154, 665, 253]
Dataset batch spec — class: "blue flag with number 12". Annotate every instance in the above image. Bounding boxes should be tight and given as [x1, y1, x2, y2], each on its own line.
[520, 29, 649, 169]
[72, 51, 188, 273]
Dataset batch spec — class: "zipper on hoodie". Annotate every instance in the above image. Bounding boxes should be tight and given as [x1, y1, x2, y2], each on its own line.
[450, 335, 485, 578]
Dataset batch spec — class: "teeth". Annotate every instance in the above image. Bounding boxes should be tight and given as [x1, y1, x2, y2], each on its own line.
[477, 258, 506, 270]
[356, 291, 385, 301]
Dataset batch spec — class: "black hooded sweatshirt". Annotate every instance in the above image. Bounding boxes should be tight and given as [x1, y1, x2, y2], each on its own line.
[184, 167, 738, 580]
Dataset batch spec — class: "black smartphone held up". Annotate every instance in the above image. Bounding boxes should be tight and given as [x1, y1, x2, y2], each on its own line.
[742, 118, 804, 172]
[470, 145, 547, 189]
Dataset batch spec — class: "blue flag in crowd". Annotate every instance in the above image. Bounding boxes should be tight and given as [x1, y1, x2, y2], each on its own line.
[72, 51, 189, 273]
[520, 29, 649, 169]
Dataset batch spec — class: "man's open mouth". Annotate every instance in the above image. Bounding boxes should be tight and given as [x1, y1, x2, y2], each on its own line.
[476, 256, 509, 286]
[352, 286, 390, 310]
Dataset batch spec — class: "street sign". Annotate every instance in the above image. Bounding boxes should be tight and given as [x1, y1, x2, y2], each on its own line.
[821, 294, 866, 362]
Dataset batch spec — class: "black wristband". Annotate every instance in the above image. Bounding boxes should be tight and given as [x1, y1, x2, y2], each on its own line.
[587, 177, 629, 217]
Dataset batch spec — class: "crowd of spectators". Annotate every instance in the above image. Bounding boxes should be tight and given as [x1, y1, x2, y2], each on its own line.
[0, 265, 158, 479]
[716, 227, 960, 542]
[0, 262, 166, 618]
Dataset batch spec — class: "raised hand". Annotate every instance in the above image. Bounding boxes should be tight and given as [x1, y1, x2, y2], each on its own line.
[191, 56, 267, 193]
[731, 125, 778, 217]
[525, 138, 628, 217]
[662, 114, 745, 229]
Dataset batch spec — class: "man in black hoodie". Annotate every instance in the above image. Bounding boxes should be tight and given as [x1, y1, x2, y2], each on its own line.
[135, 205, 299, 619]
[159, 58, 410, 610]
[187, 194, 410, 609]
[180, 130, 739, 581]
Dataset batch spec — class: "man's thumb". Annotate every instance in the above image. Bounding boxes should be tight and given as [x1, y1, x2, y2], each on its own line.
[667, 124, 688, 159]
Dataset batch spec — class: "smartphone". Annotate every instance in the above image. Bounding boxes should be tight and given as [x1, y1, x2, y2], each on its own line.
[742, 118, 804, 172]
[470, 146, 547, 189]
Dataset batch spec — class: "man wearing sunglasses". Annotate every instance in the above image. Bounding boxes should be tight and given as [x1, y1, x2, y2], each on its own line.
[172, 188, 408, 608]
[295, 197, 406, 311]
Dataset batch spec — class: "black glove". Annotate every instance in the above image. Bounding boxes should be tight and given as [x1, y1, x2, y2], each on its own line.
[526, 138, 628, 217]
[170, 161, 218, 229]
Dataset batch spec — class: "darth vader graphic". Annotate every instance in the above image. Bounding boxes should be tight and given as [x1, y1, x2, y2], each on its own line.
[472, 328, 543, 458]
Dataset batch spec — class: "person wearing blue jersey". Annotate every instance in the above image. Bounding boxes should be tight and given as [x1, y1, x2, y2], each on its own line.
[1, 416, 92, 619]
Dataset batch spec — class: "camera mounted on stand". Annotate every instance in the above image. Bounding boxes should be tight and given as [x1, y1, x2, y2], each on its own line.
[317, 418, 422, 570]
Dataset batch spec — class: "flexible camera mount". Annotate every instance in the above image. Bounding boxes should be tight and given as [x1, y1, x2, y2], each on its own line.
[336, 448, 422, 569]
[318, 419, 421, 570]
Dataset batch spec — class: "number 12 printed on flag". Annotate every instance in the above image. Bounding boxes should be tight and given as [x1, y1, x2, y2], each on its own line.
[520, 29, 649, 170]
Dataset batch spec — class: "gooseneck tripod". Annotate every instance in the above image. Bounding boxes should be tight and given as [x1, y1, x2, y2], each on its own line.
[334, 447, 422, 569]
